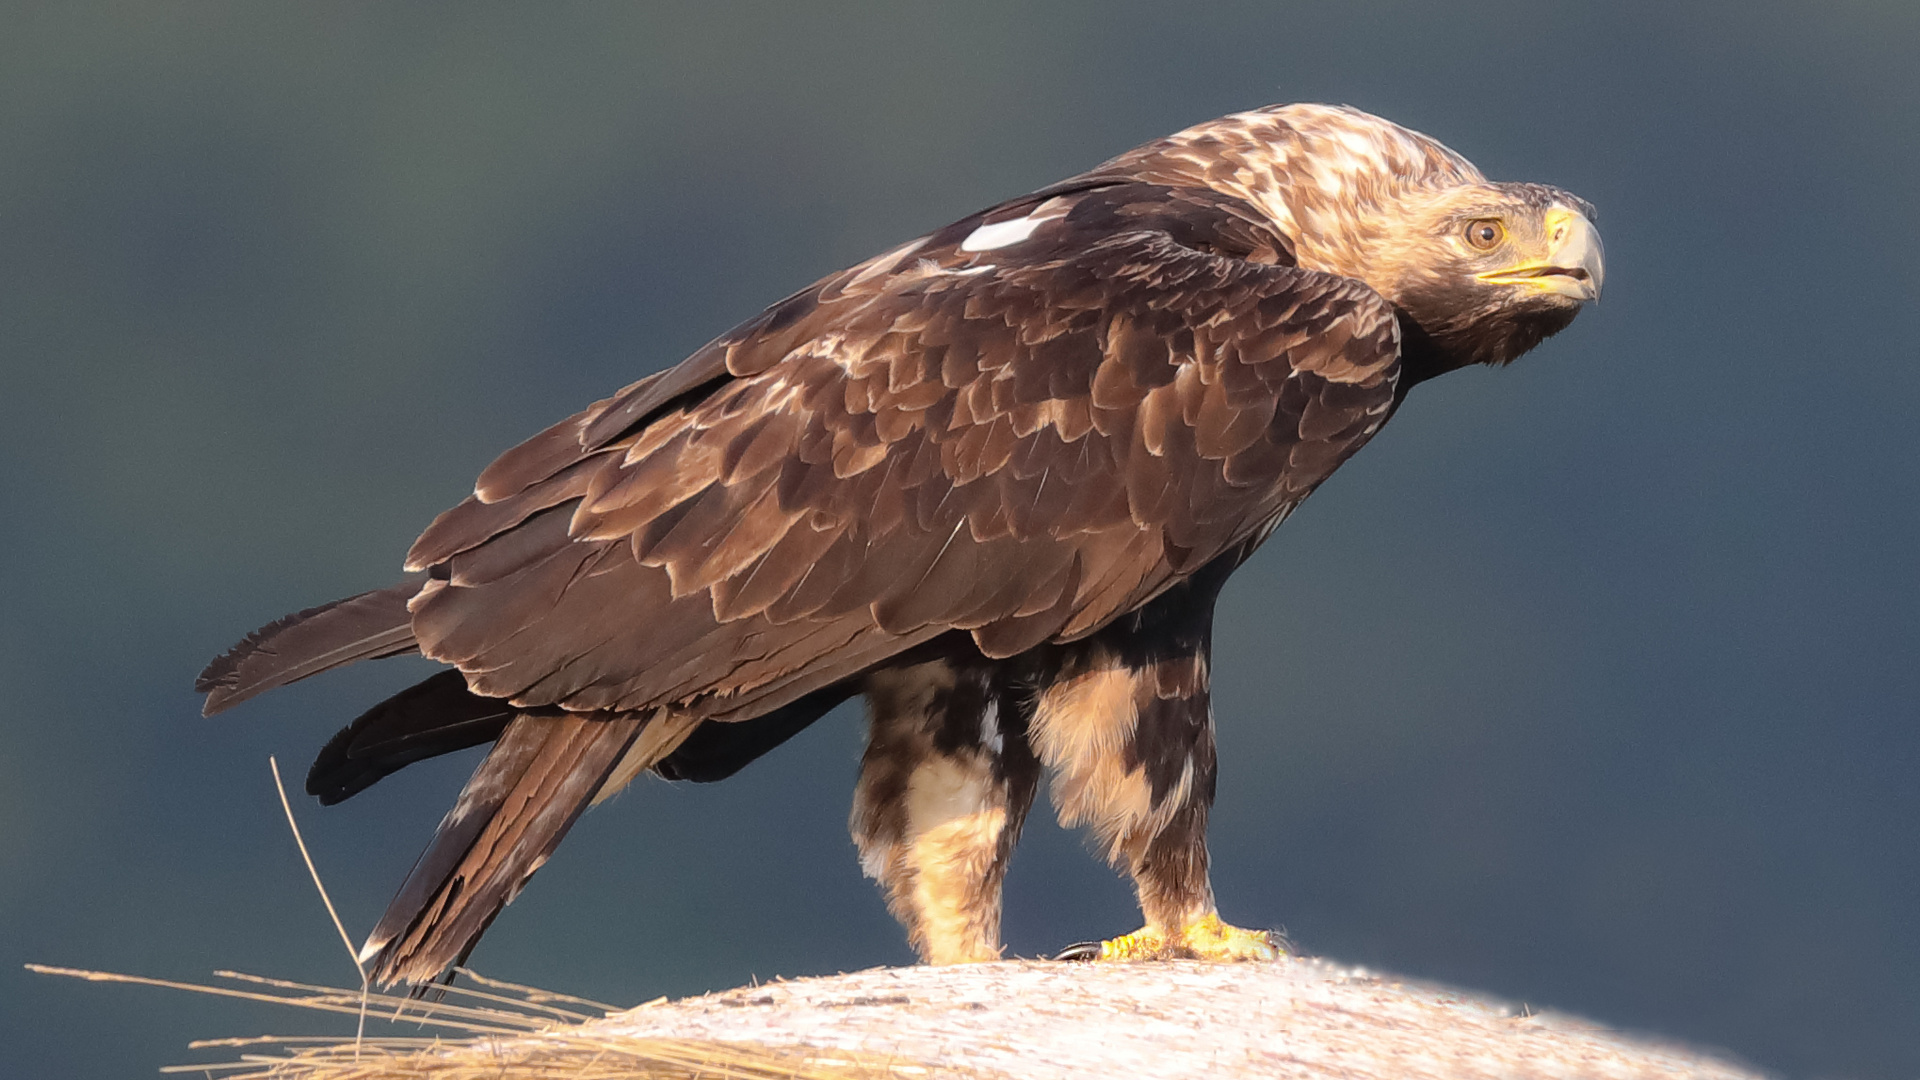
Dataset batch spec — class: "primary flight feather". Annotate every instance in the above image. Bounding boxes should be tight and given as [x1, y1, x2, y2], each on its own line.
[199, 103, 1602, 984]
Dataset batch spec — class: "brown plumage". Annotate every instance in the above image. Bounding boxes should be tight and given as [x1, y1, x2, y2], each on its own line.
[198, 103, 1603, 985]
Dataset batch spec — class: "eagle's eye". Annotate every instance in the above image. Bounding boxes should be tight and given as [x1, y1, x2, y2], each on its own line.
[1464, 219, 1506, 251]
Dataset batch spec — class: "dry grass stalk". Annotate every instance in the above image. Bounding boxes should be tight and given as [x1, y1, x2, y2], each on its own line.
[26, 963, 929, 1080]
[28, 762, 942, 1079]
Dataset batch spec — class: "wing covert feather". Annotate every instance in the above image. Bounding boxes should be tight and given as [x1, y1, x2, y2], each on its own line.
[408, 182, 1401, 718]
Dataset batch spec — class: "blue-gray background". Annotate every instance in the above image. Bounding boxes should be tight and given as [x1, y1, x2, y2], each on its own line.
[4, 4, 1916, 1077]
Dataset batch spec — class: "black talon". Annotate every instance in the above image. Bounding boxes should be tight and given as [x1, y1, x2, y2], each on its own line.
[1051, 941, 1103, 962]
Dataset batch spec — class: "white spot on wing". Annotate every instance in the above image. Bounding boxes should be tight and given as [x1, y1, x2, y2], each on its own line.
[961, 215, 1045, 252]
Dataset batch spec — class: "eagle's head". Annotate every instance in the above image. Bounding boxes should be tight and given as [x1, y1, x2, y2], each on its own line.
[1110, 103, 1605, 376]
[1361, 179, 1603, 372]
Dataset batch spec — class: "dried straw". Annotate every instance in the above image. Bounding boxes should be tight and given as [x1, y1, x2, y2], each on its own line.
[26, 758, 939, 1079]
[27, 963, 934, 1080]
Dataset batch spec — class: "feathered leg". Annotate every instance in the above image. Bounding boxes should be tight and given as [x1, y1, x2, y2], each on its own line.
[850, 657, 1039, 964]
[1032, 572, 1276, 963]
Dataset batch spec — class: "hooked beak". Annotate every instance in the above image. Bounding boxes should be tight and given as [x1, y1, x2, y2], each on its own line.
[1478, 206, 1605, 302]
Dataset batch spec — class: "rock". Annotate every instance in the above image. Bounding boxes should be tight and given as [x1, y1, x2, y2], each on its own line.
[587, 957, 1761, 1080]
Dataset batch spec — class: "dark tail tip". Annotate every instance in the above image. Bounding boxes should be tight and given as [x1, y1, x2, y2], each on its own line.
[198, 579, 424, 716]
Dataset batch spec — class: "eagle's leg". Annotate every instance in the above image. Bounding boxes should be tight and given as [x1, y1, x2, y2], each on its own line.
[851, 657, 1039, 964]
[1034, 574, 1277, 963]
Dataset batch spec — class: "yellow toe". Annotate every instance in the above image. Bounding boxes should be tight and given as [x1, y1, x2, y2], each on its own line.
[1180, 913, 1280, 961]
[1094, 914, 1279, 962]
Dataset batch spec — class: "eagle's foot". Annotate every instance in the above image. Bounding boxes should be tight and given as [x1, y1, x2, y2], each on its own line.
[1058, 913, 1279, 962]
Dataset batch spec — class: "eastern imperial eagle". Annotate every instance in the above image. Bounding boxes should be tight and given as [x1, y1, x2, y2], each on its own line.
[199, 104, 1602, 984]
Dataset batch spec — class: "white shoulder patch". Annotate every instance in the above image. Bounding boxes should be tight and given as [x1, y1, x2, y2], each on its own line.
[960, 214, 1046, 253]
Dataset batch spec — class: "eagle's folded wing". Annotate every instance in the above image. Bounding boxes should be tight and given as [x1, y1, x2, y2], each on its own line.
[401, 184, 1403, 723]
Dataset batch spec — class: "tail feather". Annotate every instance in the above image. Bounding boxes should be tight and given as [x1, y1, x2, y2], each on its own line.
[198, 579, 424, 716]
[306, 670, 514, 806]
[359, 709, 652, 987]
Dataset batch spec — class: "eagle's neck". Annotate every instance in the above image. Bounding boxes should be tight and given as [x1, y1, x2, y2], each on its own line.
[1390, 312, 1458, 392]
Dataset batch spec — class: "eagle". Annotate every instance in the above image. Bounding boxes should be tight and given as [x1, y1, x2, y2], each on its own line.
[198, 103, 1603, 985]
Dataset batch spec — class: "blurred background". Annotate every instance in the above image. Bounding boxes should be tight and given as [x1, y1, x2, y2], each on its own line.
[3, 3, 1916, 1077]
